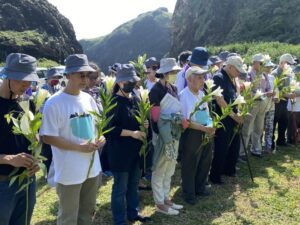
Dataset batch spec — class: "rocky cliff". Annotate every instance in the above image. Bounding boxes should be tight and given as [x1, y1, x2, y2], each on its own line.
[0, 0, 82, 62]
[171, 0, 300, 56]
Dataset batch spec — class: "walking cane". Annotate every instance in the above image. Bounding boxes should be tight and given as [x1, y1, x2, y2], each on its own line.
[239, 132, 254, 182]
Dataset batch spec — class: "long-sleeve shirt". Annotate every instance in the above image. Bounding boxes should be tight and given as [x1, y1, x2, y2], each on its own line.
[105, 94, 143, 172]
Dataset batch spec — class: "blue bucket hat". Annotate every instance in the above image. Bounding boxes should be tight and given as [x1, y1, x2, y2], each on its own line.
[64, 54, 95, 75]
[190, 47, 209, 66]
[46, 67, 63, 79]
[115, 64, 140, 83]
[0, 53, 39, 82]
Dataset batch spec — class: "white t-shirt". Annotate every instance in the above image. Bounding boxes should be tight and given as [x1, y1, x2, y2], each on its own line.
[40, 91, 102, 185]
[179, 87, 208, 121]
[145, 79, 157, 90]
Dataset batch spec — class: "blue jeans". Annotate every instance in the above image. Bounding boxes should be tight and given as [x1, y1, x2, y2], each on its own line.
[0, 176, 36, 225]
[111, 163, 141, 225]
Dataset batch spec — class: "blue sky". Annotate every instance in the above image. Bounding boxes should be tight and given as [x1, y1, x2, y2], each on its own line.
[48, 0, 177, 40]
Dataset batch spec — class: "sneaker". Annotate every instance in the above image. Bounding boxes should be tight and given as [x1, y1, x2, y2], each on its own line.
[170, 203, 183, 210]
[196, 189, 211, 197]
[209, 175, 224, 185]
[128, 215, 151, 222]
[184, 198, 197, 205]
[156, 207, 179, 215]
[238, 155, 247, 163]
[251, 152, 262, 158]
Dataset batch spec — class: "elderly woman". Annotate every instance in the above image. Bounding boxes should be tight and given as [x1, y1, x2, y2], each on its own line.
[149, 58, 183, 215]
[105, 64, 151, 225]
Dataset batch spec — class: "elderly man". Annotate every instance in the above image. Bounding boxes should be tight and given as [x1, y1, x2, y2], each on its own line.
[209, 56, 245, 184]
[0, 53, 40, 225]
[179, 66, 215, 204]
[240, 53, 273, 157]
[272, 54, 296, 148]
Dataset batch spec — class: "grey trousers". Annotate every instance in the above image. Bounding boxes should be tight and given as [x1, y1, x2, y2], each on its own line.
[56, 175, 101, 225]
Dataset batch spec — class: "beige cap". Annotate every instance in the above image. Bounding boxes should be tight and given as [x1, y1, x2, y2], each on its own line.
[280, 53, 296, 64]
[252, 53, 264, 63]
[185, 66, 208, 79]
[226, 56, 247, 74]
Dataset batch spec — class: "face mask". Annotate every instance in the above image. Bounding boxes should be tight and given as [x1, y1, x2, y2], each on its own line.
[122, 82, 136, 93]
[50, 80, 59, 86]
[168, 74, 177, 84]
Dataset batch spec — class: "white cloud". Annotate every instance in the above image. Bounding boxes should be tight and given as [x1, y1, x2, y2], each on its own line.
[48, 0, 176, 40]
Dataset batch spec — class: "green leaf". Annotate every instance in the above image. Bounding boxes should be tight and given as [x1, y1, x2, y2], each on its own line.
[9, 175, 19, 187]
[16, 181, 31, 194]
[39, 162, 47, 177]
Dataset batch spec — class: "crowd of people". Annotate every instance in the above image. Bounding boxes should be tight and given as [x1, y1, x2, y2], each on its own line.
[0, 46, 299, 225]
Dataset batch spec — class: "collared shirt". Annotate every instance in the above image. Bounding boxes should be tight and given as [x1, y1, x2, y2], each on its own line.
[213, 69, 238, 115]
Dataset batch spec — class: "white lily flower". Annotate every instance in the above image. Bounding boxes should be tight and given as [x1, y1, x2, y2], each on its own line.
[253, 89, 264, 100]
[283, 64, 293, 76]
[139, 86, 149, 103]
[20, 113, 31, 135]
[243, 81, 251, 90]
[232, 95, 246, 106]
[242, 64, 248, 72]
[211, 86, 223, 97]
[205, 79, 215, 90]
[104, 76, 116, 94]
[19, 100, 30, 113]
[290, 80, 300, 92]
[35, 89, 49, 111]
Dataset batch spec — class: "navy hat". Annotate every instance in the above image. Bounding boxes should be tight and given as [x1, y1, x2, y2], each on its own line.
[64, 54, 95, 75]
[145, 57, 159, 68]
[0, 53, 39, 82]
[46, 67, 63, 79]
[218, 51, 231, 62]
[115, 64, 140, 83]
[293, 65, 300, 74]
[209, 55, 223, 65]
[190, 47, 209, 66]
[109, 63, 121, 73]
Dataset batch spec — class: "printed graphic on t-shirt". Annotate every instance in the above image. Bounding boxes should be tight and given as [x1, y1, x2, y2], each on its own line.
[70, 112, 94, 140]
[194, 107, 213, 127]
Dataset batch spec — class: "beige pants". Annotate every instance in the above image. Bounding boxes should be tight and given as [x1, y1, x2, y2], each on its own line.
[56, 175, 101, 225]
[240, 100, 267, 155]
[151, 153, 177, 205]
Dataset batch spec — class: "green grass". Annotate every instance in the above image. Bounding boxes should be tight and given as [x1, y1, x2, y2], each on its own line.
[32, 146, 300, 225]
